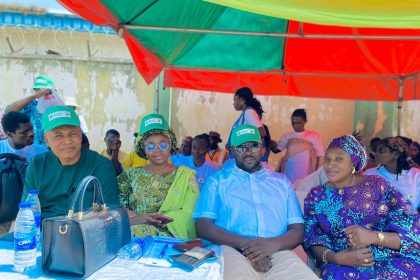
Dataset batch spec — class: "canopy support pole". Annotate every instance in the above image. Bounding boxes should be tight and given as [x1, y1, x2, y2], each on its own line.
[120, 25, 420, 40]
[154, 73, 160, 113]
[397, 78, 404, 135]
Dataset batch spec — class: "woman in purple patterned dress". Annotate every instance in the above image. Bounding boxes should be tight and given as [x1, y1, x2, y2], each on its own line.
[304, 135, 420, 280]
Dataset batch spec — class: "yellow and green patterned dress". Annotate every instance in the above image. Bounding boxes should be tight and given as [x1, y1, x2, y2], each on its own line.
[118, 166, 199, 238]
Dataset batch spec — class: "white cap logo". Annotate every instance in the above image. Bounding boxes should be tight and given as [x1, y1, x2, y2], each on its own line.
[48, 111, 71, 121]
[236, 128, 255, 137]
[145, 118, 162, 127]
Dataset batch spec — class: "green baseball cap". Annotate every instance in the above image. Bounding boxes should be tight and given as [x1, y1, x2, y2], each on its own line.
[231, 125, 261, 147]
[33, 75, 55, 89]
[139, 114, 169, 135]
[42, 106, 80, 132]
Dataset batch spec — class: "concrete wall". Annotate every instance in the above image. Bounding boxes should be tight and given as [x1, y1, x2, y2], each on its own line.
[0, 27, 154, 153]
[354, 100, 420, 148]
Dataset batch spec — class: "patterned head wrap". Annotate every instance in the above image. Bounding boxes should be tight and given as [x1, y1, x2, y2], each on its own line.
[135, 129, 177, 159]
[328, 135, 367, 172]
[379, 137, 408, 154]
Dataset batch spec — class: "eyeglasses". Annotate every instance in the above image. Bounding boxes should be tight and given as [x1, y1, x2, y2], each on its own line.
[145, 142, 170, 152]
[234, 143, 261, 154]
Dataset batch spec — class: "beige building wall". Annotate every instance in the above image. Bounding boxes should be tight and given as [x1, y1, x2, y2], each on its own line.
[169, 89, 355, 168]
[0, 27, 154, 153]
[400, 101, 420, 142]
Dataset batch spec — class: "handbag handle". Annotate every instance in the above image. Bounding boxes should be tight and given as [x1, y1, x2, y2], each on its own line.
[67, 176, 108, 220]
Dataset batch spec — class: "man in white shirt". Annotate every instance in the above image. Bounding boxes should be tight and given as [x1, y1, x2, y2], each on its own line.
[194, 125, 317, 280]
[0, 112, 48, 162]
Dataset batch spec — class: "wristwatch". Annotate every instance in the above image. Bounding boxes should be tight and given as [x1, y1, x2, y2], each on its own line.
[377, 231, 385, 245]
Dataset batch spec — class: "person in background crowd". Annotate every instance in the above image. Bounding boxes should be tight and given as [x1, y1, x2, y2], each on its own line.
[63, 96, 89, 134]
[365, 137, 381, 170]
[277, 109, 324, 183]
[0, 106, 6, 140]
[119, 114, 199, 239]
[365, 137, 420, 214]
[6, 75, 60, 146]
[206, 131, 228, 168]
[194, 125, 318, 280]
[257, 111, 274, 163]
[170, 136, 192, 166]
[173, 133, 219, 190]
[0, 112, 48, 162]
[408, 141, 420, 168]
[100, 129, 127, 175]
[81, 133, 90, 149]
[304, 134, 420, 279]
[22, 106, 119, 219]
[226, 87, 266, 158]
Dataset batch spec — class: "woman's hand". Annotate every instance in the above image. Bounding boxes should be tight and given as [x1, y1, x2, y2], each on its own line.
[344, 225, 377, 247]
[332, 247, 374, 267]
[140, 213, 174, 227]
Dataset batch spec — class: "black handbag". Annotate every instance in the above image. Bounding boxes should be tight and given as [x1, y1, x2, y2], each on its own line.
[42, 176, 131, 279]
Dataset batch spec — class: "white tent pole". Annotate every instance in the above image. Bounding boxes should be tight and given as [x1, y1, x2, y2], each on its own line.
[120, 25, 420, 41]
[397, 78, 404, 135]
[154, 73, 160, 114]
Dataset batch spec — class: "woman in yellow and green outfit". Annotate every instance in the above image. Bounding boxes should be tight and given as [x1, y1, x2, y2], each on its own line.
[118, 113, 199, 239]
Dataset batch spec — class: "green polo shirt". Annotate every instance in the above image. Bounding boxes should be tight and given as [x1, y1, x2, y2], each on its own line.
[23, 148, 120, 219]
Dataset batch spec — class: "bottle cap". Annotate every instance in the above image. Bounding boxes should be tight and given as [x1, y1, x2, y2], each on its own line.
[19, 202, 31, 208]
[28, 189, 39, 195]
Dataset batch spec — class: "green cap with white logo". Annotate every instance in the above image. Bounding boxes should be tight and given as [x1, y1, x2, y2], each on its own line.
[139, 114, 169, 135]
[33, 75, 56, 89]
[42, 106, 80, 132]
[231, 125, 261, 147]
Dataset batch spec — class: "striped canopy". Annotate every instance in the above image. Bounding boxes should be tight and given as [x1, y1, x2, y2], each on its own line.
[59, 0, 420, 101]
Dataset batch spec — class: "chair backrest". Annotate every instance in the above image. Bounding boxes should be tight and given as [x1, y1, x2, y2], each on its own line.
[294, 189, 318, 272]
[0, 153, 28, 223]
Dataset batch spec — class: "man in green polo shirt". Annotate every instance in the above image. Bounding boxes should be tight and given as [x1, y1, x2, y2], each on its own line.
[23, 106, 119, 219]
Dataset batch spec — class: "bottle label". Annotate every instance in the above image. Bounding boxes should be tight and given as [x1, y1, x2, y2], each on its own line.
[15, 237, 36, 251]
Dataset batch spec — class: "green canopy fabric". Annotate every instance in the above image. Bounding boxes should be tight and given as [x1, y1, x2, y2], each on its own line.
[206, 0, 420, 28]
[102, 0, 287, 73]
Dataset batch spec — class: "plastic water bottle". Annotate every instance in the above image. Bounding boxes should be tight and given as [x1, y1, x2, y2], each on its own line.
[117, 236, 154, 260]
[26, 190, 41, 245]
[36, 89, 64, 114]
[14, 202, 37, 273]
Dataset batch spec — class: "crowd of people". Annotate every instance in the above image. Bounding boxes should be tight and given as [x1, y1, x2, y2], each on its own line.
[0, 77, 419, 280]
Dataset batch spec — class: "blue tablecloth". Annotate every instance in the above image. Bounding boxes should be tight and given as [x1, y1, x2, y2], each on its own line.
[0, 237, 223, 280]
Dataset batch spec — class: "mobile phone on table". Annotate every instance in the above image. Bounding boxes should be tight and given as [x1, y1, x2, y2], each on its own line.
[170, 247, 215, 270]
[173, 238, 212, 252]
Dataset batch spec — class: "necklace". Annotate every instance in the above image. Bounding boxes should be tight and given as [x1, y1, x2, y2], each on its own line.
[336, 175, 356, 195]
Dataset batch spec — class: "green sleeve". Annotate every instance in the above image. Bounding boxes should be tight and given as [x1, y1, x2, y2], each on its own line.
[117, 169, 132, 208]
[22, 160, 36, 202]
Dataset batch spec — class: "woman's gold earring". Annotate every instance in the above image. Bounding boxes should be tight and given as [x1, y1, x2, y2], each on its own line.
[352, 167, 356, 174]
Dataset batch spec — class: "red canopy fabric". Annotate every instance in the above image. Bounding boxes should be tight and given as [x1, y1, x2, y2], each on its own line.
[58, 0, 420, 101]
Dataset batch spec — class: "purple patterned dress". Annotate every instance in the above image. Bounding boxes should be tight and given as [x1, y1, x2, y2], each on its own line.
[304, 175, 420, 280]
